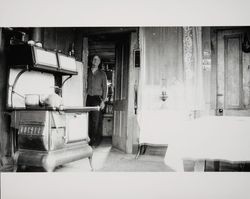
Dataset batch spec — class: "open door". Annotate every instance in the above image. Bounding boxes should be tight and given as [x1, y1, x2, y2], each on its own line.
[112, 35, 130, 152]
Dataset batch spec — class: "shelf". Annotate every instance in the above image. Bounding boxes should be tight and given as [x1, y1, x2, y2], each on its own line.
[10, 65, 77, 76]
[7, 44, 78, 76]
[103, 113, 113, 117]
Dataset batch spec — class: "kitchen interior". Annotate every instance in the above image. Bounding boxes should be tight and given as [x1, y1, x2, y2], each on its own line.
[1, 26, 250, 172]
[0, 27, 139, 172]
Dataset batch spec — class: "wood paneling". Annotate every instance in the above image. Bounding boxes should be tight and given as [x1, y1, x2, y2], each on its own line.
[0, 29, 12, 159]
[43, 28, 57, 50]
[210, 28, 218, 113]
[82, 37, 88, 106]
[80, 27, 137, 36]
[74, 29, 83, 61]
[144, 28, 183, 85]
[127, 32, 139, 153]
[88, 39, 116, 67]
[140, 27, 184, 110]
[216, 29, 250, 116]
[224, 35, 242, 109]
[112, 35, 130, 152]
[202, 27, 212, 114]
[43, 28, 75, 55]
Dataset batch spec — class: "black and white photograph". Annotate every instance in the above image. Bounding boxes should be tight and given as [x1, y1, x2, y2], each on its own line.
[1, 26, 250, 173]
[1, 0, 250, 198]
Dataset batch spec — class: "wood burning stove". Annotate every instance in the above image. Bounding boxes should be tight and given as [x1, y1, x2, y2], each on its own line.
[10, 107, 98, 172]
[7, 44, 97, 172]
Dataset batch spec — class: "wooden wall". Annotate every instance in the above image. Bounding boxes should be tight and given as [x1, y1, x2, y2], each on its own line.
[127, 32, 140, 153]
[139, 27, 184, 111]
[0, 29, 12, 163]
[215, 28, 250, 116]
[43, 28, 74, 54]
[43, 28, 83, 61]
[202, 27, 213, 114]
[139, 27, 213, 115]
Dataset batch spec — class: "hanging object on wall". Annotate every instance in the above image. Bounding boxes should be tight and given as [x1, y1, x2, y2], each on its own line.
[134, 49, 140, 68]
[242, 33, 250, 53]
[160, 78, 168, 101]
[202, 51, 211, 71]
[134, 82, 138, 114]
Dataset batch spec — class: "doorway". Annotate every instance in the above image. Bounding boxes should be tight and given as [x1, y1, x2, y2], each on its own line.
[216, 29, 250, 116]
[86, 33, 131, 152]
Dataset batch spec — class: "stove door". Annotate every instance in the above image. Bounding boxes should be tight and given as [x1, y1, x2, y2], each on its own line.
[50, 112, 66, 150]
[17, 111, 49, 151]
[66, 112, 89, 143]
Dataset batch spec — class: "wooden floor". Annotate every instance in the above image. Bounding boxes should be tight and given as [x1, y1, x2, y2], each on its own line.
[1, 137, 250, 172]
[183, 159, 250, 172]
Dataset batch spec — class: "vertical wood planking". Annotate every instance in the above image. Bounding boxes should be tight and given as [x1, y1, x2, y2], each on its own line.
[242, 50, 250, 108]
[202, 27, 212, 115]
[112, 35, 130, 152]
[217, 31, 226, 110]
[0, 28, 11, 158]
[141, 27, 184, 110]
[127, 32, 139, 153]
[224, 35, 242, 109]
[210, 28, 218, 113]
[82, 37, 88, 106]
[216, 28, 250, 116]
[74, 29, 83, 61]
[43, 28, 75, 55]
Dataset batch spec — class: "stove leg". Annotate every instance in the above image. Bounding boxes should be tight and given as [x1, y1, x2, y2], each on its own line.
[13, 151, 19, 172]
[44, 165, 55, 172]
[45, 168, 54, 172]
[135, 144, 142, 159]
[89, 156, 93, 171]
[142, 145, 147, 155]
[13, 165, 18, 172]
[20, 165, 27, 171]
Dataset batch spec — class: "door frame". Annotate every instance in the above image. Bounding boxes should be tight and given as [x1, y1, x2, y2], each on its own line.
[211, 27, 250, 116]
[82, 30, 139, 153]
[126, 32, 139, 153]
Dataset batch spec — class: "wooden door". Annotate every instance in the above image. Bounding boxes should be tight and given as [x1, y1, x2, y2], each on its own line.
[112, 35, 130, 152]
[217, 29, 250, 116]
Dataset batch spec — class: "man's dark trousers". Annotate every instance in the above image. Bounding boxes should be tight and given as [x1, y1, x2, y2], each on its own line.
[86, 95, 103, 146]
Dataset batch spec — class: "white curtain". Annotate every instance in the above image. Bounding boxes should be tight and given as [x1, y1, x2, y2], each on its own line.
[183, 27, 205, 111]
[136, 27, 205, 145]
[138, 27, 205, 112]
[138, 27, 184, 111]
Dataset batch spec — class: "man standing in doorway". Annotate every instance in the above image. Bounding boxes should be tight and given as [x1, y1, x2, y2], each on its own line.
[86, 55, 107, 147]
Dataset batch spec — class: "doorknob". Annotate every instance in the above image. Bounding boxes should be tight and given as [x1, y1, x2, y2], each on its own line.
[217, 108, 223, 116]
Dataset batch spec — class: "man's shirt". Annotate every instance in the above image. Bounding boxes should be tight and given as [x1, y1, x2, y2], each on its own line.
[87, 68, 108, 101]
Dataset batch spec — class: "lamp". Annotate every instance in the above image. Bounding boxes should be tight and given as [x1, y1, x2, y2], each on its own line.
[160, 78, 168, 101]
[161, 90, 168, 101]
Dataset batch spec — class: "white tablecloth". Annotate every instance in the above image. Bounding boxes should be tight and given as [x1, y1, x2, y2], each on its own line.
[137, 111, 250, 171]
[137, 110, 190, 145]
